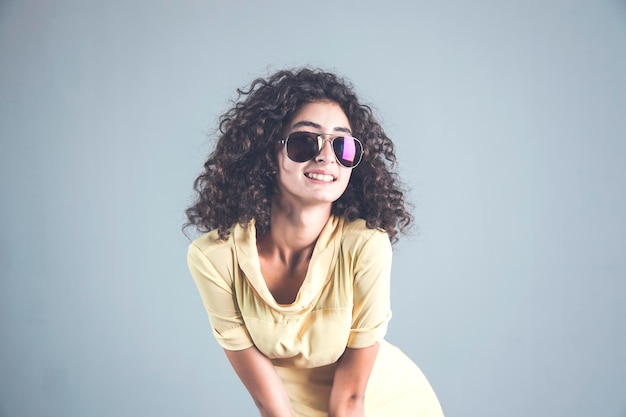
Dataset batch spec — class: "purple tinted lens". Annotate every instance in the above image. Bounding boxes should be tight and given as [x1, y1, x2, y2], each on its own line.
[333, 136, 363, 167]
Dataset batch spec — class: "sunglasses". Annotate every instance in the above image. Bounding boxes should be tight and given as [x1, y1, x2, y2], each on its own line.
[278, 131, 364, 168]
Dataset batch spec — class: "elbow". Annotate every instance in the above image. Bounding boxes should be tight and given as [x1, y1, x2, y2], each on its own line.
[252, 398, 271, 416]
[328, 393, 365, 417]
[252, 397, 290, 417]
[345, 392, 365, 404]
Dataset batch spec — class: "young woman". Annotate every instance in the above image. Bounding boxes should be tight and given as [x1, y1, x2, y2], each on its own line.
[185, 68, 444, 417]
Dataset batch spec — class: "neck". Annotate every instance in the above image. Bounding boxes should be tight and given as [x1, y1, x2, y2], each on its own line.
[259, 200, 332, 262]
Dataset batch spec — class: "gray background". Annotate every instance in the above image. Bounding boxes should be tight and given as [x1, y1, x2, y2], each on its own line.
[1, 0, 625, 416]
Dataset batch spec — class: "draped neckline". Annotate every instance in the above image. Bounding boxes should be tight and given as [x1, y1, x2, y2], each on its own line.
[233, 215, 343, 313]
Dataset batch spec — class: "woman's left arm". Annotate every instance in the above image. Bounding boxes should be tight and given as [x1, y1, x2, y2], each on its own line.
[328, 343, 380, 417]
[329, 229, 394, 417]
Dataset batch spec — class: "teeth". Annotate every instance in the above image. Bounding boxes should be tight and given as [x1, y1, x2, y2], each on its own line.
[306, 172, 335, 182]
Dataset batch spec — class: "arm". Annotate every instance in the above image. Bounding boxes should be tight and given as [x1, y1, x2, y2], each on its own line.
[329, 229, 393, 416]
[224, 346, 294, 417]
[328, 343, 380, 417]
[188, 243, 292, 415]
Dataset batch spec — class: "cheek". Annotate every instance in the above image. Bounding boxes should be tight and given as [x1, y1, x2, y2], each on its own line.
[278, 159, 300, 180]
[276, 153, 292, 176]
[275, 158, 301, 190]
[338, 169, 352, 190]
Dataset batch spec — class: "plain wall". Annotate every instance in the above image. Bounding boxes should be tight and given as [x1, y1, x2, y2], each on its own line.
[1, 0, 625, 416]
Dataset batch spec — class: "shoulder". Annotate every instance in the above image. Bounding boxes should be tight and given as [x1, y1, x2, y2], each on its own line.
[341, 217, 390, 243]
[186, 225, 240, 282]
[188, 227, 234, 258]
[340, 217, 392, 256]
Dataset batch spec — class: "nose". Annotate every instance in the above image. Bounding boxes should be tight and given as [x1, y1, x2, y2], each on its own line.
[315, 138, 336, 164]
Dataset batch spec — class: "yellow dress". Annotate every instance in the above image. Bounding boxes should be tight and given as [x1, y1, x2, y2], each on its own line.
[187, 216, 444, 416]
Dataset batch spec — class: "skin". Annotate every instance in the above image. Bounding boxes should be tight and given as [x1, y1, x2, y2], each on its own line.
[225, 101, 379, 417]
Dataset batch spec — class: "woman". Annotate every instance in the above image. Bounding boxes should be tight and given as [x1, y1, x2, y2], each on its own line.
[185, 68, 444, 417]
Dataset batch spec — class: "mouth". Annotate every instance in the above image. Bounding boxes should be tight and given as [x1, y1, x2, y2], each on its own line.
[304, 172, 336, 182]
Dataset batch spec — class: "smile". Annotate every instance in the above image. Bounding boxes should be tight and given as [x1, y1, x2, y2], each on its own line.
[305, 172, 336, 182]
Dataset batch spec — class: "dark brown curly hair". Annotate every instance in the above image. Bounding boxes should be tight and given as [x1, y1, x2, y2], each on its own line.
[185, 68, 413, 242]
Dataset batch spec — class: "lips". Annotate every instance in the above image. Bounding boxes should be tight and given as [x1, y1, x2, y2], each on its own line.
[304, 172, 336, 182]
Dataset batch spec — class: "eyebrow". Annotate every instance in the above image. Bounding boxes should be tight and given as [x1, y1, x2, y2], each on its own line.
[290, 120, 352, 135]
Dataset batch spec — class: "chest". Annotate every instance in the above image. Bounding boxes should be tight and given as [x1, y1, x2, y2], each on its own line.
[233, 249, 356, 367]
[258, 256, 309, 305]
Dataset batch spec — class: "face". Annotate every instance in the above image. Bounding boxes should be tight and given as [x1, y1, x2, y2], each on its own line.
[275, 100, 353, 208]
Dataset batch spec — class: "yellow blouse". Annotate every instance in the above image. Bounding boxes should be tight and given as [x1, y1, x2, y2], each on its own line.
[188, 215, 445, 416]
[187, 215, 392, 368]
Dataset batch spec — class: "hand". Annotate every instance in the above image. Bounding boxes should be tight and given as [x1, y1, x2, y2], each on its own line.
[328, 344, 379, 417]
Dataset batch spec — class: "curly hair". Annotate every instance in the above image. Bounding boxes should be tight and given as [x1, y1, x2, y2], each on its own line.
[185, 68, 413, 242]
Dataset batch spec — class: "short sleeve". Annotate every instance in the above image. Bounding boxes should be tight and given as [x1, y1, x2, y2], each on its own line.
[187, 241, 254, 351]
[347, 229, 392, 348]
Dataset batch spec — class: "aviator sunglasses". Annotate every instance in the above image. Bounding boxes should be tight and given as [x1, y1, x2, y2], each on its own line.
[278, 131, 364, 168]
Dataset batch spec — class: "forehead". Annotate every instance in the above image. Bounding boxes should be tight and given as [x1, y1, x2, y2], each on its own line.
[287, 101, 352, 134]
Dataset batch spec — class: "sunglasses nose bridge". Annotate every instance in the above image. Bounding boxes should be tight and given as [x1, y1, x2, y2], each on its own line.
[318, 136, 335, 148]
[315, 136, 336, 161]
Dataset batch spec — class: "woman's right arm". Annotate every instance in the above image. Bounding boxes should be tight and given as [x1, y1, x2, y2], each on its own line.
[188, 243, 292, 416]
[224, 346, 294, 417]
